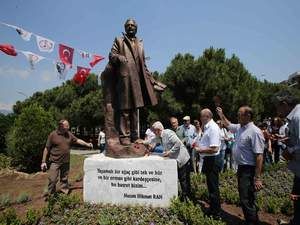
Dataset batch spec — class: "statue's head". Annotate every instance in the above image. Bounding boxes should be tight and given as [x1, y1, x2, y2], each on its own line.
[124, 18, 137, 38]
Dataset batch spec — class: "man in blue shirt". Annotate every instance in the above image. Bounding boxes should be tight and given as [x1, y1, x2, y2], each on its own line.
[217, 106, 264, 225]
[274, 90, 300, 225]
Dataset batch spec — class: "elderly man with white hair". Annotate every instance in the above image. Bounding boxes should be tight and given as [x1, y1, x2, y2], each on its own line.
[194, 108, 222, 218]
[142, 121, 191, 201]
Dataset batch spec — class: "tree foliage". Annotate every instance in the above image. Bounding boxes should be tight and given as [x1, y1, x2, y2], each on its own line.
[0, 113, 15, 153]
[4, 48, 299, 173]
[12, 74, 103, 129]
[6, 104, 56, 172]
[150, 47, 288, 124]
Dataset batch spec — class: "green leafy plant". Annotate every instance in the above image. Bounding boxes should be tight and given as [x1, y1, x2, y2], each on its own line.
[0, 193, 12, 208]
[170, 198, 225, 225]
[16, 192, 31, 204]
[23, 208, 40, 225]
[265, 196, 282, 214]
[220, 186, 239, 204]
[191, 166, 293, 216]
[56, 193, 81, 211]
[0, 154, 12, 169]
[0, 207, 21, 225]
[280, 197, 293, 215]
[6, 103, 56, 172]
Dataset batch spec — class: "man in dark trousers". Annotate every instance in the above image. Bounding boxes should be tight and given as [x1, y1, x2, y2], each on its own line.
[41, 119, 93, 197]
[274, 91, 300, 225]
[194, 108, 222, 218]
[217, 106, 264, 225]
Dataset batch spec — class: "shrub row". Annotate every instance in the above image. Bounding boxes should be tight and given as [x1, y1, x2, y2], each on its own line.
[191, 163, 294, 215]
[0, 193, 31, 208]
[1, 194, 225, 225]
[0, 208, 40, 225]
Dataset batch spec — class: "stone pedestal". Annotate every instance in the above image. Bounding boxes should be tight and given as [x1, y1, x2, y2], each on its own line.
[83, 154, 178, 207]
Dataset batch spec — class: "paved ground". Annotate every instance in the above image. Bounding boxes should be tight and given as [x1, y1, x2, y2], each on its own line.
[70, 149, 100, 156]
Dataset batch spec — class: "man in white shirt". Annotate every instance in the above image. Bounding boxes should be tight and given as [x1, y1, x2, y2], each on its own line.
[144, 126, 155, 142]
[194, 108, 222, 217]
[98, 127, 106, 153]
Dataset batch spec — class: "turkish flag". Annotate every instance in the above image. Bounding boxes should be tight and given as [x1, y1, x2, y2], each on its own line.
[89, 54, 104, 67]
[0, 44, 17, 56]
[59, 44, 74, 66]
[73, 66, 91, 85]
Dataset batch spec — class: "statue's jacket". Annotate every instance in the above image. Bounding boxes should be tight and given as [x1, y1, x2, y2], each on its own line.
[109, 35, 158, 110]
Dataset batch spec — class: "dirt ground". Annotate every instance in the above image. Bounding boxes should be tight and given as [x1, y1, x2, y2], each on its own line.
[0, 158, 292, 225]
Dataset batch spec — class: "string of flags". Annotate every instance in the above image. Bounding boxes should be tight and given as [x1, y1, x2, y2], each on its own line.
[0, 21, 105, 85]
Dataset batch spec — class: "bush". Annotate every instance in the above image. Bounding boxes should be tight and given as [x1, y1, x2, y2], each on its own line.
[0, 113, 15, 153]
[23, 208, 40, 225]
[0, 207, 21, 225]
[280, 197, 293, 215]
[56, 194, 80, 211]
[0, 193, 13, 208]
[265, 196, 282, 214]
[43, 193, 80, 217]
[191, 167, 294, 216]
[15, 192, 31, 204]
[42, 195, 182, 225]
[6, 104, 56, 172]
[170, 198, 225, 225]
[220, 186, 239, 205]
[0, 153, 12, 169]
[191, 174, 209, 201]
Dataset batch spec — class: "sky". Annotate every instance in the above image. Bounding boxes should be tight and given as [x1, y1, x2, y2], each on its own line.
[0, 0, 299, 111]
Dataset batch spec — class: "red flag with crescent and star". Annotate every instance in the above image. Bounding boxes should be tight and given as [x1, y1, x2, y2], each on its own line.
[89, 54, 105, 67]
[73, 66, 91, 85]
[0, 44, 18, 56]
[59, 44, 74, 67]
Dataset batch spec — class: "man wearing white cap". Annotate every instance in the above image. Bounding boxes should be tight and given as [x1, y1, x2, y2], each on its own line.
[181, 115, 197, 172]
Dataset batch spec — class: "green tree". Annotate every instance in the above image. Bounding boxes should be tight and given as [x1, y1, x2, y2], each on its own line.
[0, 113, 16, 153]
[6, 104, 56, 172]
[64, 89, 104, 131]
[149, 47, 285, 125]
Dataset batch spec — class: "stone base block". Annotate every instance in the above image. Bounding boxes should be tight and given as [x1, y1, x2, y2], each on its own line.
[83, 154, 178, 207]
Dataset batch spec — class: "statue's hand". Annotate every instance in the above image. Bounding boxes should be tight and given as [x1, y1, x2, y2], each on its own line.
[118, 55, 127, 64]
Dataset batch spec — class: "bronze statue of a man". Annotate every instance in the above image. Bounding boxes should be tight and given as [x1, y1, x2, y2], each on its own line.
[109, 19, 158, 145]
[101, 18, 164, 157]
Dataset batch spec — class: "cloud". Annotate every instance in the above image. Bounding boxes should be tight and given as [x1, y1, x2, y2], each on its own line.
[0, 67, 30, 79]
[0, 103, 13, 111]
[40, 70, 55, 82]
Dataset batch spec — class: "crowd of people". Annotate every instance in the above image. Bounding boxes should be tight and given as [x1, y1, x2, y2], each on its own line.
[40, 90, 299, 225]
[141, 114, 289, 179]
[136, 91, 299, 225]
